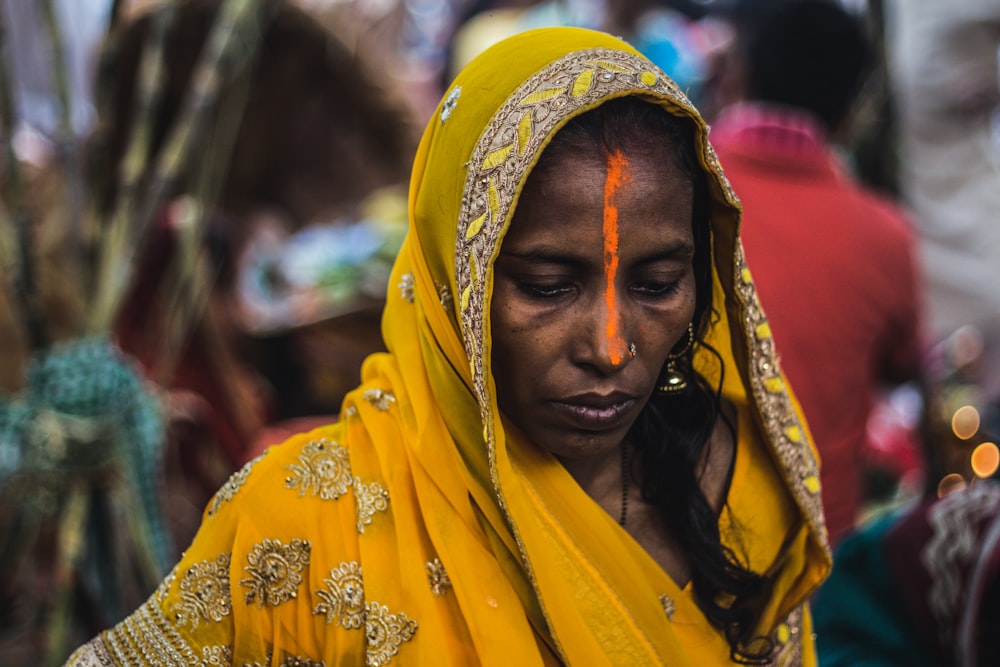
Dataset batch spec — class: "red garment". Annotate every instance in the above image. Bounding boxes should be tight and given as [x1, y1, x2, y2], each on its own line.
[712, 103, 924, 545]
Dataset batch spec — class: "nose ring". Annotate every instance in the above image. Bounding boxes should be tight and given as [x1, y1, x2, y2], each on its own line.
[628, 342, 637, 359]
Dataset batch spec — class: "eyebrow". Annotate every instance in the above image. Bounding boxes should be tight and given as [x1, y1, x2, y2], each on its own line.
[499, 242, 694, 267]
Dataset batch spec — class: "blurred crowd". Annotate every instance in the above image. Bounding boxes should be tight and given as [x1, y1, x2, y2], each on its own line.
[0, 0, 999, 665]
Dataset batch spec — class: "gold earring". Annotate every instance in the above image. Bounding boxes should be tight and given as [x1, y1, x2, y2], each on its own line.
[657, 323, 694, 394]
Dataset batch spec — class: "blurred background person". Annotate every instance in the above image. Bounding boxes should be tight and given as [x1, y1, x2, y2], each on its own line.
[884, 0, 1000, 464]
[706, 0, 926, 547]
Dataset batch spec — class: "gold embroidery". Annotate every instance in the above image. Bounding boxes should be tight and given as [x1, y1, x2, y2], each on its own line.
[426, 558, 451, 596]
[770, 605, 804, 667]
[353, 477, 390, 533]
[364, 601, 418, 667]
[285, 438, 353, 500]
[435, 280, 453, 311]
[363, 388, 396, 411]
[202, 645, 233, 666]
[398, 272, 415, 302]
[208, 451, 268, 516]
[240, 538, 311, 607]
[173, 553, 232, 628]
[658, 593, 675, 620]
[64, 638, 115, 667]
[102, 594, 202, 666]
[314, 561, 366, 628]
[344, 405, 358, 419]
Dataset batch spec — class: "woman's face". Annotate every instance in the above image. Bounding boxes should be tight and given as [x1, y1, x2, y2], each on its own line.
[491, 136, 697, 467]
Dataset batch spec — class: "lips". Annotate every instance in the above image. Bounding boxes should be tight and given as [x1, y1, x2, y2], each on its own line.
[550, 392, 638, 430]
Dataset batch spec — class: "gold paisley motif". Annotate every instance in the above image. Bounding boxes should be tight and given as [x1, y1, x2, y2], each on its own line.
[363, 388, 396, 412]
[353, 477, 390, 533]
[425, 558, 451, 596]
[173, 553, 232, 629]
[240, 538, 311, 607]
[285, 438, 353, 500]
[208, 451, 268, 516]
[314, 561, 366, 629]
[364, 602, 418, 667]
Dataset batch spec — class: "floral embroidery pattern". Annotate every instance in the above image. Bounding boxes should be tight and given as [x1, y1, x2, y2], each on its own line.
[343, 405, 358, 419]
[285, 438, 353, 500]
[363, 388, 396, 411]
[312, 562, 419, 666]
[398, 273, 415, 303]
[202, 645, 233, 666]
[314, 561, 366, 628]
[173, 553, 232, 628]
[658, 593, 675, 620]
[425, 558, 451, 596]
[208, 451, 268, 516]
[240, 538, 311, 607]
[364, 602, 418, 666]
[353, 477, 390, 533]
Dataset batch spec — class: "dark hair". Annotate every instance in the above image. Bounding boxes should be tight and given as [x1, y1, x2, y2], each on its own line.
[547, 97, 768, 662]
[734, 0, 872, 132]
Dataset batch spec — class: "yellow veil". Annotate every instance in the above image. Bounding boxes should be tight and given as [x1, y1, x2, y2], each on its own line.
[68, 26, 829, 667]
[373, 25, 830, 665]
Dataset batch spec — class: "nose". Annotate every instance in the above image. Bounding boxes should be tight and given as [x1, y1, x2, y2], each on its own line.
[574, 294, 633, 373]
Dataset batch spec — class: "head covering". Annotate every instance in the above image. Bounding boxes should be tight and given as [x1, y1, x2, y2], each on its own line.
[370, 25, 830, 663]
[68, 26, 830, 667]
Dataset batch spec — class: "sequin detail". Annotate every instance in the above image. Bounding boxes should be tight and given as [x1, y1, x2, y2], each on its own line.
[658, 593, 675, 620]
[440, 86, 461, 123]
[426, 558, 451, 596]
[363, 388, 396, 411]
[173, 553, 232, 628]
[365, 602, 418, 666]
[285, 438, 353, 500]
[240, 538, 311, 607]
[398, 273, 415, 302]
[202, 645, 233, 666]
[353, 477, 391, 533]
[208, 450, 268, 516]
[100, 586, 203, 666]
[314, 561, 366, 628]
[770, 605, 804, 666]
[313, 561, 419, 666]
[435, 280, 453, 310]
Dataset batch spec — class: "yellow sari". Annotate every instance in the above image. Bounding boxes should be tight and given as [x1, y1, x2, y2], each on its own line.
[67, 27, 830, 666]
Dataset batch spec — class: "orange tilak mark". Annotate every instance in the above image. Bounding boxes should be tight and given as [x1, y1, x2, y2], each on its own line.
[603, 148, 632, 365]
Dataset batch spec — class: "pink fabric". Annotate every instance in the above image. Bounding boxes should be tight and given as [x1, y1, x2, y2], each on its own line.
[712, 102, 925, 545]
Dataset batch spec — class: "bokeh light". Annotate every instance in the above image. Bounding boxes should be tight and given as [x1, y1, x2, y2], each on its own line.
[971, 442, 1000, 478]
[937, 473, 967, 498]
[951, 405, 981, 440]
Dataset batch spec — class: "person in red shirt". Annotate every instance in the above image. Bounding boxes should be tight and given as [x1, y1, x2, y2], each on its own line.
[708, 0, 925, 546]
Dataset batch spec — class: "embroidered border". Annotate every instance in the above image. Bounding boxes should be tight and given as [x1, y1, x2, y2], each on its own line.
[770, 604, 804, 667]
[208, 450, 269, 517]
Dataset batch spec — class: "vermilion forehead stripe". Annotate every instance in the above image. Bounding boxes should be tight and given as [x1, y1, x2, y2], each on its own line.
[603, 148, 632, 365]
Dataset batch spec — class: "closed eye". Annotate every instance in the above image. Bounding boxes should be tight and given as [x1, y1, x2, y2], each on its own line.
[631, 280, 682, 297]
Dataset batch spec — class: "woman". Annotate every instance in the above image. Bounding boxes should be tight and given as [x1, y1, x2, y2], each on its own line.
[66, 27, 829, 665]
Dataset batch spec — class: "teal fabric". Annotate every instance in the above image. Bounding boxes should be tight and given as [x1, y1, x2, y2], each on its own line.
[814, 513, 937, 667]
[0, 336, 172, 585]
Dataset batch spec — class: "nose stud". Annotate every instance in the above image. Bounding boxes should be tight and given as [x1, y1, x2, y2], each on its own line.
[628, 342, 637, 359]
